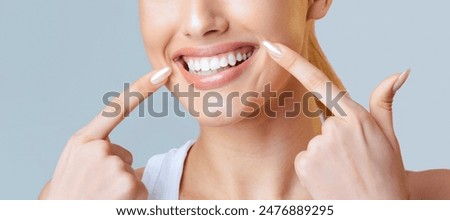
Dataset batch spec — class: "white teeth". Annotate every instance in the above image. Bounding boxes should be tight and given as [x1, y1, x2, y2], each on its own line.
[183, 49, 254, 74]
[187, 60, 195, 71]
[200, 58, 210, 71]
[220, 57, 228, 67]
[210, 57, 221, 70]
[228, 53, 237, 66]
[236, 52, 243, 62]
[194, 60, 201, 71]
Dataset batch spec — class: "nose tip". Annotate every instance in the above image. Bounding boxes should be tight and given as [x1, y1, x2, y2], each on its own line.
[182, 4, 229, 39]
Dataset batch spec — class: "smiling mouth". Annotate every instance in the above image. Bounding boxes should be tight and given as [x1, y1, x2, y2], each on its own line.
[176, 46, 257, 76]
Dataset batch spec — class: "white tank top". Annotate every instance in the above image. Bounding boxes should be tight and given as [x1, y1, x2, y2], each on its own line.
[141, 140, 195, 200]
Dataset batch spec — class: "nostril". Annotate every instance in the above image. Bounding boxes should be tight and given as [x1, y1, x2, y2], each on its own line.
[184, 29, 220, 38]
[203, 29, 219, 37]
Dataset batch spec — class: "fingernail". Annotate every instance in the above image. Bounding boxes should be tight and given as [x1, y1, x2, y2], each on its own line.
[150, 67, 172, 85]
[392, 68, 411, 92]
[262, 40, 283, 58]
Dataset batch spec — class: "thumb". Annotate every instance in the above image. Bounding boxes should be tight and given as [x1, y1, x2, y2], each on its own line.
[369, 69, 411, 150]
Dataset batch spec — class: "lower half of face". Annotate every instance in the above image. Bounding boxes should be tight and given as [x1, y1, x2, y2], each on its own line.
[140, 0, 309, 126]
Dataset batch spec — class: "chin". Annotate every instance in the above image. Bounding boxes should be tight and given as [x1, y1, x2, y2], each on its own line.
[192, 94, 268, 127]
[194, 108, 259, 128]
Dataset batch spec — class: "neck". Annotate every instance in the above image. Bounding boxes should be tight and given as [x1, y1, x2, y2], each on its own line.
[180, 80, 322, 200]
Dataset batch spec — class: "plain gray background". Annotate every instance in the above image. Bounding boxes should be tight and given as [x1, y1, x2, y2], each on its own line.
[1, 0, 449, 199]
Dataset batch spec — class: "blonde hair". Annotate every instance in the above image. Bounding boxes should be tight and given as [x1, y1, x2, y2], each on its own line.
[306, 21, 346, 117]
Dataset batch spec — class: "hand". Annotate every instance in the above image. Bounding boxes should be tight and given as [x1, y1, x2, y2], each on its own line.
[262, 41, 410, 199]
[43, 67, 172, 199]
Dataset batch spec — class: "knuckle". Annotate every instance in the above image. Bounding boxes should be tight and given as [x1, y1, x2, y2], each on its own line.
[122, 175, 138, 188]
[369, 87, 394, 108]
[345, 102, 369, 119]
[283, 53, 298, 70]
[116, 174, 139, 196]
[369, 93, 379, 108]
[354, 108, 368, 118]
[76, 141, 110, 159]
[66, 139, 111, 159]
[310, 69, 326, 84]
[83, 140, 111, 156]
[295, 152, 310, 176]
[351, 113, 373, 129]
[307, 136, 323, 153]
[306, 67, 328, 90]
[321, 117, 341, 134]
[305, 72, 325, 93]
[67, 132, 87, 146]
[67, 129, 100, 147]
[106, 155, 125, 167]
[371, 98, 393, 112]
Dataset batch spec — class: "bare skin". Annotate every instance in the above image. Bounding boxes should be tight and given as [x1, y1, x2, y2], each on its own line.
[39, 0, 450, 199]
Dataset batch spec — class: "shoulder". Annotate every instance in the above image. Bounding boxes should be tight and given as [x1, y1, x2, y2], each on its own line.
[407, 169, 450, 199]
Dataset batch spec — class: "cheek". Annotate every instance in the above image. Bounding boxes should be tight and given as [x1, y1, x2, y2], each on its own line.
[228, 0, 306, 47]
[139, 2, 179, 66]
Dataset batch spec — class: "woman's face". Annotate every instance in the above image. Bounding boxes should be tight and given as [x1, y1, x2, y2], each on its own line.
[139, 0, 310, 126]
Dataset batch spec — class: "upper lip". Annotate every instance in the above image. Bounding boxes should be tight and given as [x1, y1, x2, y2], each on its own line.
[172, 42, 259, 61]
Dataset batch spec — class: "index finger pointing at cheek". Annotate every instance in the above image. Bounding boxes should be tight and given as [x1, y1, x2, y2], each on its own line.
[78, 67, 172, 141]
[262, 41, 353, 117]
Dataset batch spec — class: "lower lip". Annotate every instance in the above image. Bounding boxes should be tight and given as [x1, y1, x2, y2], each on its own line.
[177, 50, 257, 90]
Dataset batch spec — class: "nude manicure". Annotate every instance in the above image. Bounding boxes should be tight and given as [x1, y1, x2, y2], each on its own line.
[150, 67, 172, 85]
[392, 68, 411, 92]
[262, 41, 283, 58]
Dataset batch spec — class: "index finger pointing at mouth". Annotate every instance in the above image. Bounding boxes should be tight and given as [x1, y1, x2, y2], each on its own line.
[78, 67, 172, 141]
[261, 40, 352, 116]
